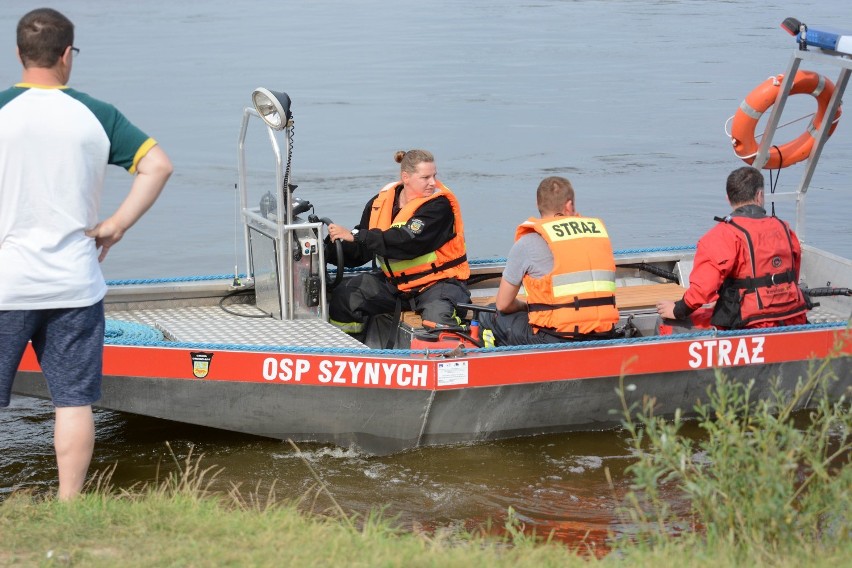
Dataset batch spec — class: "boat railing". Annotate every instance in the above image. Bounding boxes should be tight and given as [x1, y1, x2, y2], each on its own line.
[752, 46, 851, 243]
[237, 101, 330, 322]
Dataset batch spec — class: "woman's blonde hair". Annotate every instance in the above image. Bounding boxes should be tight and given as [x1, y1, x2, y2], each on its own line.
[394, 149, 434, 174]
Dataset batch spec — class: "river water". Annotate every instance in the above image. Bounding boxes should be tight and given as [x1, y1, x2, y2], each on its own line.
[2, 0, 850, 547]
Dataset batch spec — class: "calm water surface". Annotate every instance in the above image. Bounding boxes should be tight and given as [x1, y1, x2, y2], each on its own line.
[2, 0, 850, 545]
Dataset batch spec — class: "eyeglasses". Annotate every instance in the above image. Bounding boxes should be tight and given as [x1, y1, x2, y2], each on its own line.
[70, 46, 80, 56]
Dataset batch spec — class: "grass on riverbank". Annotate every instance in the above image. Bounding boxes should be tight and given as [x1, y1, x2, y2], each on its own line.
[0, 490, 577, 567]
[2, 484, 850, 567]
[2, 352, 850, 567]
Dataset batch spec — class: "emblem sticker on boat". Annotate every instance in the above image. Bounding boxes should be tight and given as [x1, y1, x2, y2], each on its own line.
[190, 352, 214, 378]
[437, 360, 469, 386]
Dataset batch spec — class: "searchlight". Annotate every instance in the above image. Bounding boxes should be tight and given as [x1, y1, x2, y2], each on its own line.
[251, 88, 292, 130]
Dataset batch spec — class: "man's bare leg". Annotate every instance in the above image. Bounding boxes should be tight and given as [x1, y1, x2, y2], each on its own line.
[54, 405, 95, 500]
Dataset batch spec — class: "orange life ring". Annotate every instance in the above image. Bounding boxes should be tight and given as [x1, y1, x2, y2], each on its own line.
[731, 70, 842, 169]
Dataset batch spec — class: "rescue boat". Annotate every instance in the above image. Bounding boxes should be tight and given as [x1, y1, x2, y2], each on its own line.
[13, 36, 852, 455]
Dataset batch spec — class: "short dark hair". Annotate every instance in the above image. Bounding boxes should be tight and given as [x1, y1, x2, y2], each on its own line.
[17, 8, 74, 69]
[726, 166, 764, 205]
[536, 176, 575, 216]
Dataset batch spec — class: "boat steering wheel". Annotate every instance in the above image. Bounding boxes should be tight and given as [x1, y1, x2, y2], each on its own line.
[312, 216, 345, 291]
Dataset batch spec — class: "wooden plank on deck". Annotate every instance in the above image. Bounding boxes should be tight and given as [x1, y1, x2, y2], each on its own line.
[615, 282, 685, 309]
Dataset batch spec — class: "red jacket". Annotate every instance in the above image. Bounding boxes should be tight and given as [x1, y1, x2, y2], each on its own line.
[682, 206, 808, 329]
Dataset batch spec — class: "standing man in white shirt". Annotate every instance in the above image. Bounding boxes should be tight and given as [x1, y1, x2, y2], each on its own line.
[0, 8, 173, 500]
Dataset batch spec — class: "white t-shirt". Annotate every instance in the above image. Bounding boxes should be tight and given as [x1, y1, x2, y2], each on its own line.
[0, 84, 153, 309]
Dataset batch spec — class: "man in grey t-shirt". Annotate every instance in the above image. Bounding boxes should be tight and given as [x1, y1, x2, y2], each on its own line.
[478, 176, 619, 345]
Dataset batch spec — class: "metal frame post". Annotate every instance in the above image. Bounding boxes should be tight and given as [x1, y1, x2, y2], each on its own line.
[751, 49, 851, 244]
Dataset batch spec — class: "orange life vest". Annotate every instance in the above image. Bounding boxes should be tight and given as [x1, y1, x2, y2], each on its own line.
[705, 215, 808, 328]
[518, 216, 619, 336]
[369, 181, 469, 292]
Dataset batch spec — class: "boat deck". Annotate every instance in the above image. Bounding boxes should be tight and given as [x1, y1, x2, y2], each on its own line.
[804, 303, 851, 324]
[109, 304, 367, 349]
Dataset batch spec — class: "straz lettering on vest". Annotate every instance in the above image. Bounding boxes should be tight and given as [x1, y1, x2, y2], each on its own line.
[548, 220, 604, 239]
[261, 357, 428, 387]
[687, 336, 765, 369]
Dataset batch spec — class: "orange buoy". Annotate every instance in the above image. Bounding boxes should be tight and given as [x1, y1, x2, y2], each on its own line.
[731, 70, 842, 169]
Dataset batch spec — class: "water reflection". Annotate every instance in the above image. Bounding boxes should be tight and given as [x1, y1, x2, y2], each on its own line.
[3, 397, 652, 545]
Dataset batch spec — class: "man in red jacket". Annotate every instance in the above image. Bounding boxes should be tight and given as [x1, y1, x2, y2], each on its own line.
[657, 166, 808, 329]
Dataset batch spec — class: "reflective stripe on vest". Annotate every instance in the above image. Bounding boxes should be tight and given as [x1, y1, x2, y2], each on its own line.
[383, 249, 439, 274]
[552, 270, 617, 297]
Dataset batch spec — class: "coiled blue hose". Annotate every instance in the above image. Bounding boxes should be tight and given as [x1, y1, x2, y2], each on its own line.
[104, 319, 164, 343]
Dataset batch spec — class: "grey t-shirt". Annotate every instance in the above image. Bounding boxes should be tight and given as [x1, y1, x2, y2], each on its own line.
[502, 233, 554, 285]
